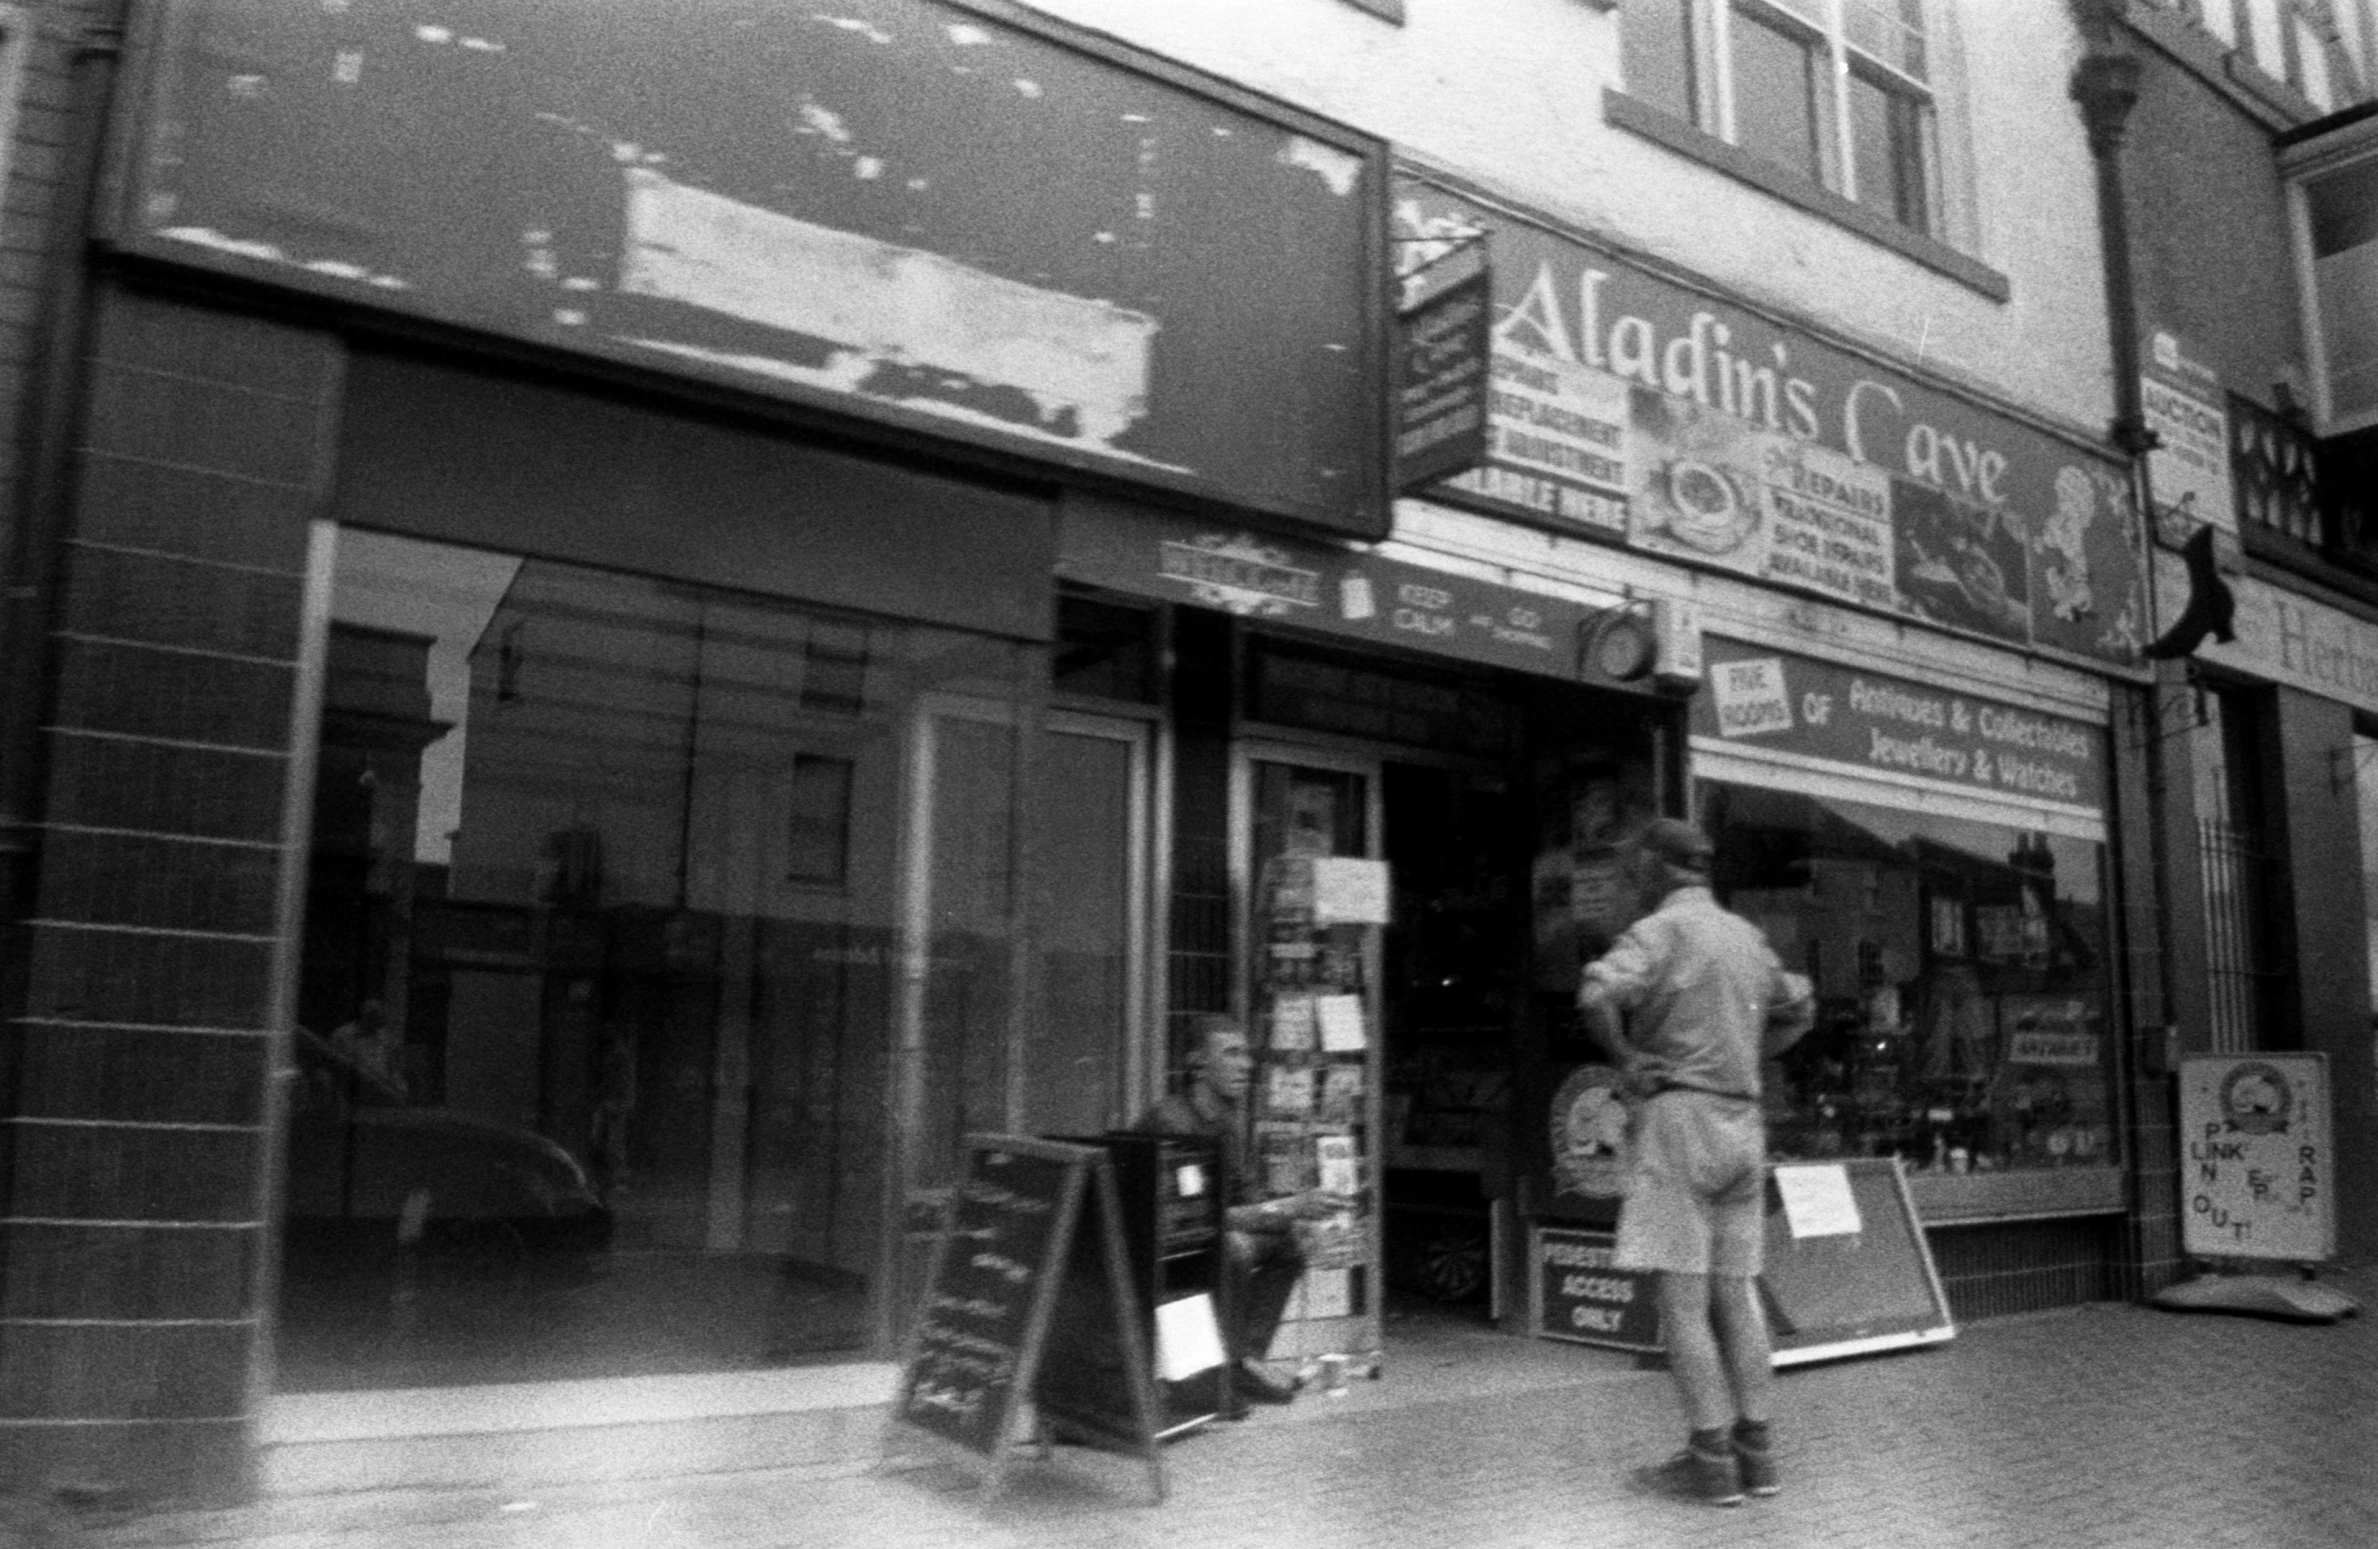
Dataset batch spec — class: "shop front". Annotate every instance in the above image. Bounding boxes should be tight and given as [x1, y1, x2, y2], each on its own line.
[1384, 166, 2153, 1322]
[6, 0, 1404, 1495]
[281, 350, 1073, 1391]
[1692, 641, 2123, 1213]
[1057, 492, 1692, 1353]
[1510, 624, 2127, 1322]
[2151, 560, 2378, 1264]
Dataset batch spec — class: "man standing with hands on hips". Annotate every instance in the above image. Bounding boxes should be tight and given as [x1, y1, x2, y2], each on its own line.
[1577, 818, 1814, 1507]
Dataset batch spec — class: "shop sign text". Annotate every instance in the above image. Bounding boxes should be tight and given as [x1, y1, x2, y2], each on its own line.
[1396, 178, 2146, 670]
[2142, 328, 2235, 535]
[1534, 1229, 1660, 1350]
[1691, 638, 2106, 814]
[2167, 554, 2378, 717]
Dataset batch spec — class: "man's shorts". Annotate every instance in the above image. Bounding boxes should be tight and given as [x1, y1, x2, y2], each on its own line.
[1612, 1090, 1766, 1277]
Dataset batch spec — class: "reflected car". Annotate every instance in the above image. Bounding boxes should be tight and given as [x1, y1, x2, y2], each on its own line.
[280, 1026, 612, 1268]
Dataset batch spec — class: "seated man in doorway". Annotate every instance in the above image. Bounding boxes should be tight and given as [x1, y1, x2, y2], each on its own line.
[1136, 1013, 1340, 1416]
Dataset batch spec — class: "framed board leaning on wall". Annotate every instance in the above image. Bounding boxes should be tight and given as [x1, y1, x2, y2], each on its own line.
[1533, 1158, 1955, 1366]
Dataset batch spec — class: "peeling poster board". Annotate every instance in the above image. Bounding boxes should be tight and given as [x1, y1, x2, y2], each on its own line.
[117, 0, 1390, 537]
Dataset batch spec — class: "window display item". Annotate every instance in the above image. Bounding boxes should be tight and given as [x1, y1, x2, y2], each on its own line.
[1315, 994, 1369, 1052]
[1316, 1135, 1360, 1197]
[1318, 1066, 1365, 1124]
[1548, 1063, 1633, 1201]
[1312, 857, 1393, 925]
[1268, 995, 1317, 1051]
[1264, 1065, 1316, 1117]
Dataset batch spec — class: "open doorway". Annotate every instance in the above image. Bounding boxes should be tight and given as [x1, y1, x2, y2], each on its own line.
[1379, 762, 1527, 1318]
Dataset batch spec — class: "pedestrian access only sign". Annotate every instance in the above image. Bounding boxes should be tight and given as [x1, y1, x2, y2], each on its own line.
[2179, 1054, 2334, 1262]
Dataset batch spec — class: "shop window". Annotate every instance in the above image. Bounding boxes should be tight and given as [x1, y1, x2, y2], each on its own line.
[1699, 783, 2118, 1176]
[285, 529, 1040, 1391]
[2190, 682, 2288, 1051]
[1619, 0, 1942, 239]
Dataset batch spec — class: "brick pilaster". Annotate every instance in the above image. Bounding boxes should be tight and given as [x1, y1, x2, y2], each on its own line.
[0, 283, 337, 1503]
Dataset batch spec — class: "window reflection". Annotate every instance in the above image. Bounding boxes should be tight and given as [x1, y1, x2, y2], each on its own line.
[282, 530, 1034, 1390]
[1700, 783, 2116, 1174]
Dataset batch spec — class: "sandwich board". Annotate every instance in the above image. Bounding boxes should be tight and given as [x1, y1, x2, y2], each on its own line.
[886, 1134, 1165, 1503]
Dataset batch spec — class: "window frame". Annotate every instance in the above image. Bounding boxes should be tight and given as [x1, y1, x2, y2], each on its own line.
[1662, 0, 1944, 238]
[1605, 0, 2001, 297]
[2280, 109, 2378, 436]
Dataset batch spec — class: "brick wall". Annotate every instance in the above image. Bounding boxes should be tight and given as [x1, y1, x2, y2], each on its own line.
[0, 281, 336, 1503]
[0, 3, 118, 567]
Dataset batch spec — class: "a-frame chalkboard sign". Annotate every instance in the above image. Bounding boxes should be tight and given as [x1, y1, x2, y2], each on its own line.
[885, 1134, 1165, 1504]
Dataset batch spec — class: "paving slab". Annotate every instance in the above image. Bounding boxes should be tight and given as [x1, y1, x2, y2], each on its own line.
[67, 1263, 2377, 1549]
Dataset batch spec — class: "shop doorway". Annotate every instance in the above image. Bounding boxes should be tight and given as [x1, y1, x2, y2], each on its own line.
[1229, 741, 1533, 1358]
[1377, 761, 1525, 1315]
[889, 701, 1157, 1322]
[1024, 713, 1156, 1136]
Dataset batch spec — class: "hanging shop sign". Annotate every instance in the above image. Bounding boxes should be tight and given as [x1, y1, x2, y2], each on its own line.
[115, 0, 1390, 539]
[2140, 328, 2236, 538]
[1689, 637, 2107, 816]
[1393, 238, 1493, 490]
[1060, 496, 1671, 692]
[1393, 175, 2148, 671]
[2161, 555, 2378, 716]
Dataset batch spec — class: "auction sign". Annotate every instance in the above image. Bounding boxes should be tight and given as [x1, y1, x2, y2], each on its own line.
[2141, 327, 2235, 537]
[1393, 175, 2147, 673]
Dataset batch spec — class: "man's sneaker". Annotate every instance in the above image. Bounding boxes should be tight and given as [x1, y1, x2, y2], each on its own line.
[1630, 1445, 1745, 1507]
[1734, 1436, 1780, 1497]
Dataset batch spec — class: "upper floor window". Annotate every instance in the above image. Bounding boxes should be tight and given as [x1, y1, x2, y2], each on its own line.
[2303, 156, 2378, 428]
[2152, 0, 2377, 113]
[2282, 111, 2378, 432]
[1623, 0, 1941, 237]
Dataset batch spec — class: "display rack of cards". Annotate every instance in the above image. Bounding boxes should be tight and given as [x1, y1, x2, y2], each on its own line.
[1251, 849, 1387, 1374]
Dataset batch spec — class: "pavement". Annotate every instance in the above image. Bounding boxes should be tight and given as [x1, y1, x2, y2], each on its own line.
[52, 1263, 2378, 1549]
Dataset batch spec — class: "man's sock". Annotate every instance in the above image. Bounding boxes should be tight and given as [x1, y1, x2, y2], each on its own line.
[1732, 1419, 1772, 1451]
[1689, 1426, 1733, 1458]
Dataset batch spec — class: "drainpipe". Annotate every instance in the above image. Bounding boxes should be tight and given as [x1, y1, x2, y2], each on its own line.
[2069, 0, 2186, 1295]
[0, 20, 126, 1182]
